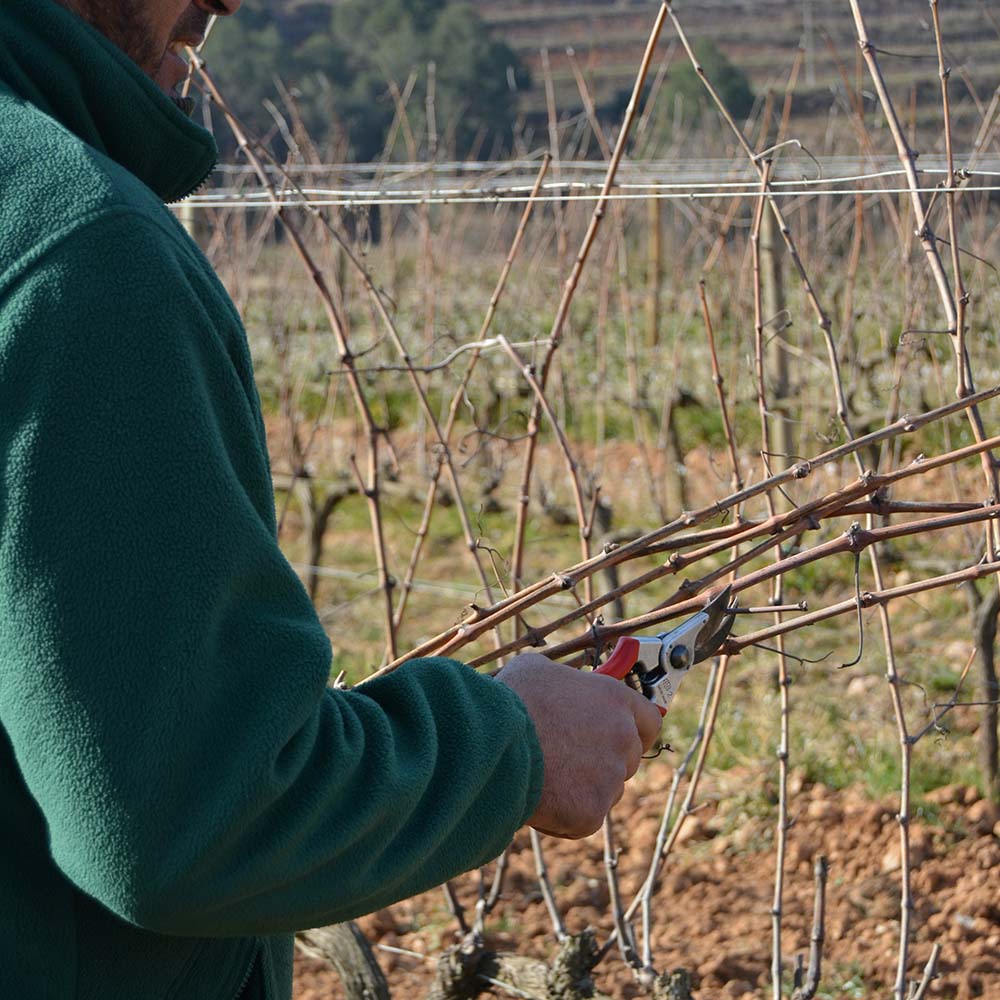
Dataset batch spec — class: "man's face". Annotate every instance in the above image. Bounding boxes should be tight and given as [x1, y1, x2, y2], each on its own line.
[63, 1, 241, 99]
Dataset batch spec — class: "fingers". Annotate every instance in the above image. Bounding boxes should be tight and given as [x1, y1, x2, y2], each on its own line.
[590, 670, 662, 754]
[623, 731, 644, 781]
[631, 694, 665, 753]
[497, 653, 664, 841]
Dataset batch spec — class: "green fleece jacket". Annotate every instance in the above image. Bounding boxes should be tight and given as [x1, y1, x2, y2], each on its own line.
[0, 2, 544, 998]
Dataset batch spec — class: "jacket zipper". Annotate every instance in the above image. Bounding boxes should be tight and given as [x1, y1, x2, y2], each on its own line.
[167, 159, 216, 207]
[231, 942, 260, 1000]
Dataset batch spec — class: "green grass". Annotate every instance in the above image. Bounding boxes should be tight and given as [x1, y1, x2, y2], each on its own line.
[817, 963, 870, 999]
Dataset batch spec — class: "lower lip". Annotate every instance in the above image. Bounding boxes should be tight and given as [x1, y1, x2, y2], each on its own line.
[162, 48, 190, 92]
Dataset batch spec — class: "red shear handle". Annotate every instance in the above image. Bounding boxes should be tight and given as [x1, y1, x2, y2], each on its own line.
[596, 636, 640, 680]
[596, 637, 668, 716]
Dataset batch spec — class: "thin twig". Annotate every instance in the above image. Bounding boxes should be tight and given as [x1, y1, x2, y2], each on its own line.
[792, 856, 828, 1000]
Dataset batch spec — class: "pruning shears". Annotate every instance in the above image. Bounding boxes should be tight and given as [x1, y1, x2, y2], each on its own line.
[595, 586, 735, 716]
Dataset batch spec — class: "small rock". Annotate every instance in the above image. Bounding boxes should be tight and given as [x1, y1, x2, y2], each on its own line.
[975, 841, 1000, 869]
[378, 932, 399, 972]
[732, 821, 762, 851]
[670, 863, 712, 891]
[631, 818, 660, 846]
[968, 956, 997, 974]
[789, 837, 818, 867]
[722, 980, 754, 998]
[958, 976, 985, 1000]
[843, 787, 868, 812]
[572, 876, 611, 909]
[921, 867, 950, 893]
[882, 845, 902, 873]
[960, 785, 981, 806]
[910, 827, 934, 865]
[881, 834, 931, 872]
[675, 816, 708, 846]
[925, 784, 962, 806]
[947, 923, 966, 943]
[847, 674, 879, 697]
[849, 875, 898, 919]
[697, 955, 760, 987]
[806, 798, 843, 823]
[712, 835, 733, 856]
[703, 806, 725, 830]
[966, 799, 999, 834]
[358, 907, 400, 940]
[965, 936, 993, 959]
[788, 766, 808, 797]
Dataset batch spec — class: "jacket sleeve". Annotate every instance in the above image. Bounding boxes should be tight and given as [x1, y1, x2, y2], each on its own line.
[0, 209, 544, 936]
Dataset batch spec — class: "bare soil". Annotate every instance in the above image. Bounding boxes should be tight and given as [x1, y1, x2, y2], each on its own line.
[292, 768, 1000, 1000]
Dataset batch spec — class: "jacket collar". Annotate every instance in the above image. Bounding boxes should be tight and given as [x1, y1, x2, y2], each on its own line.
[0, 0, 217, 203]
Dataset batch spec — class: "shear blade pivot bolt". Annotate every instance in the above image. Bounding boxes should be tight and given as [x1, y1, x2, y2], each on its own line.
[669, 645, 691, 670]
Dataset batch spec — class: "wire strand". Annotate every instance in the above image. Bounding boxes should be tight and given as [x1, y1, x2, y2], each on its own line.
[180, 182, 1000, 210]
[176, 154, 1000, 209]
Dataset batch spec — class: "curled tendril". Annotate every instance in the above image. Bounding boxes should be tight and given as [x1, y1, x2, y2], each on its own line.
[840, 551, 865, 669]
[642, 741, 675, 760]
[750, 642, 832, 666]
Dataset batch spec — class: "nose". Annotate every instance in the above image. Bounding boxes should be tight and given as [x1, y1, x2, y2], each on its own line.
[194, 0, 242, 16]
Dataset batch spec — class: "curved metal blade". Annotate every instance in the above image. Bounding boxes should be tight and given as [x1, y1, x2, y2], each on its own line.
[693, 585, 735, 662]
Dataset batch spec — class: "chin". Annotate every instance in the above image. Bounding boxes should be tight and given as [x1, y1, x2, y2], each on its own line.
[152, 64, 196, 117]
[152, 52, 187, 97]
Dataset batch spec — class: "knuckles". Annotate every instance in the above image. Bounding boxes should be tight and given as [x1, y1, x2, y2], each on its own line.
[507, 654, 657, 840]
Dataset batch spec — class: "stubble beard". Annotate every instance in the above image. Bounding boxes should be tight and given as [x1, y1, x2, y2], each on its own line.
[60, 0, 162, 76]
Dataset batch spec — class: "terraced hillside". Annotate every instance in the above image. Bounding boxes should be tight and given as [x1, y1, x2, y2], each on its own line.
[285, 0, 999, 146]
[475, 0, 999, 136]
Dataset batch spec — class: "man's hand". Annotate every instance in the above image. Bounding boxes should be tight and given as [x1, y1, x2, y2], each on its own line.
[496, 653, 663, 839]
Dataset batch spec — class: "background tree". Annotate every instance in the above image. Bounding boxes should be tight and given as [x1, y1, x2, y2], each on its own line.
[614, 39, 755, 144]
[206, 0, 528, 160]
[201, 0, 298, 132]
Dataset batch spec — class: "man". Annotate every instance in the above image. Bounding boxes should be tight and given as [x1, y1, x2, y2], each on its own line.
[0, 1, 662, 997]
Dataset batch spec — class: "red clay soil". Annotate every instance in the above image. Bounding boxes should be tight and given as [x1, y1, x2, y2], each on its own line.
[292, 771, 1000, 1000]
